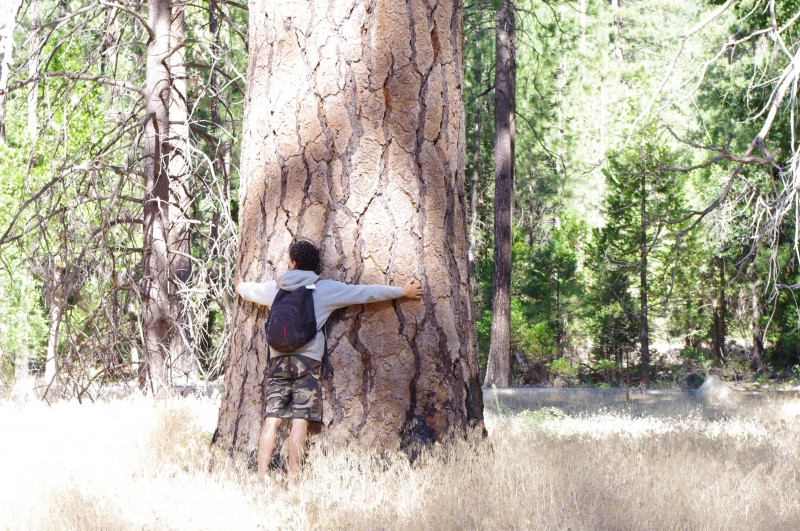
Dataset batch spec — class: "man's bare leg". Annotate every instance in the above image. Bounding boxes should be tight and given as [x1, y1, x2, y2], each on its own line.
[257, 417, 283, 478]
[286, 418, 309, 482]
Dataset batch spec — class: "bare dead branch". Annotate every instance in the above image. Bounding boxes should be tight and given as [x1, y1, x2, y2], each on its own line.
[0, 71, 145, 96]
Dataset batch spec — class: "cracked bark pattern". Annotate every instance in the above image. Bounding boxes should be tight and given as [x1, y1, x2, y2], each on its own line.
[215, 0, 484, 453]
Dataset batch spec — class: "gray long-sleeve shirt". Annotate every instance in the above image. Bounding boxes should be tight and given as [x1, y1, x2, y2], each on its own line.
[236, 269, 405, 361]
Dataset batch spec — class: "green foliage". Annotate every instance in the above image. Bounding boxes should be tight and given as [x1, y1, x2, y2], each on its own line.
[584, 122, 690, 376]
[549, 358, 576, 377]
[475, 217, 586, 382]
[0, 0, 245, 392]
[0, 271, 48, 386]
[518, 406, 569, 435]
[679, 348, 705, 363]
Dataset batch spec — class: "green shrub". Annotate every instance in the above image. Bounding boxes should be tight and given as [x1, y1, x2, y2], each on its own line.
[519, 406, 568, 434]
[549, 358, 576, 377]
[680, 347, 704, 362]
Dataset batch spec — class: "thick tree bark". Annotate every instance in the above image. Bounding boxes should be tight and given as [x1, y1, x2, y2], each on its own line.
[0, 0, 22, 144]
[215, 0, 484, 454]
[483, 0, 515, 388]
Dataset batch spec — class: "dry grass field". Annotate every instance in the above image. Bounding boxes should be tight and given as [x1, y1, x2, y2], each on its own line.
[1, 390, 799, 530]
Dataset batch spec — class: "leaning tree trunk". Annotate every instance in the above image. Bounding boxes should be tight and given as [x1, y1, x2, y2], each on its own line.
[0, 0, 22, 144]
[215, 0, 484, 454]
[483, 0, 515, 388]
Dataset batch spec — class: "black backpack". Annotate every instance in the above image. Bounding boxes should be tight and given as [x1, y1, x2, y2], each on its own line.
[265, 286, 318, 353]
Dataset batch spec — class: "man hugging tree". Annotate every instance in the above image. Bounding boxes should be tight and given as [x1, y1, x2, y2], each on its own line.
[236, 240, 423, 480]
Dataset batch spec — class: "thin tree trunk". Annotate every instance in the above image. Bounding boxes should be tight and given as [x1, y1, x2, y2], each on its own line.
[215, 0, 484, 454]
[209, 0, 231, 215]
[197, 0, 232, 365]
[484, 0, 516, 388]
[710, 256, 727, 360]
[611, 0, 623, 62]
[579, 0, 587, 55]
[166, 1, 200, 386]
[718, 258, 727, 359]
[13, 268, 33, 386]
[750, 281, 764, 371]
[43, 258, 67, 386]
[639, 168, 650, 385]
[555, 267, 562, 352]
[27, 0, 39, 139]
[468, 55, 483, 293]
[0, 0, 22, 144]
[141, 0, 175, 397]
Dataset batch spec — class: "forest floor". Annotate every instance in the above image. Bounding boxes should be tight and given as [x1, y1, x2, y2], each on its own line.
[1, 391, 798, 530]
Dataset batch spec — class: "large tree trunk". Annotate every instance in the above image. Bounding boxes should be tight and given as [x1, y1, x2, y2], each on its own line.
[483, 0, 515, 388]
[0, 0, 22, 144]
[215, 0, 484, 454]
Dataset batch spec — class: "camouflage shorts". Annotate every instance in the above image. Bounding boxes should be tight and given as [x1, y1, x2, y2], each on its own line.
[265, 354, 322, 421]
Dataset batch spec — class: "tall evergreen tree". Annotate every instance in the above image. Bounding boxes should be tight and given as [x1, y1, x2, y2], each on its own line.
[484, 0, 516, 388]
[590, 125, 686, 384]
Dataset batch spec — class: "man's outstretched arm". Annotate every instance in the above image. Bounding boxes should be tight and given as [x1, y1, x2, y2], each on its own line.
[235, 280, 278, 307]
[320, 278, 423, 310]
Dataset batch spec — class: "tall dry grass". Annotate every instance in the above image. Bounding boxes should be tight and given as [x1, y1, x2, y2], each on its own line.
[1, 393, 799, 530]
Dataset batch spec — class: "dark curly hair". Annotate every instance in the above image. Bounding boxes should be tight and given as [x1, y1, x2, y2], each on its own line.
[289, 240, 321, 273]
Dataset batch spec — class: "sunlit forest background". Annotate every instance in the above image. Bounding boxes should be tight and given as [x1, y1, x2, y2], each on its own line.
[2, 0, 800, 396]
